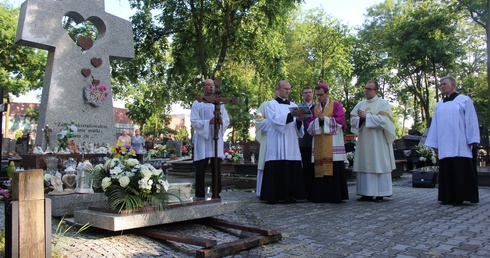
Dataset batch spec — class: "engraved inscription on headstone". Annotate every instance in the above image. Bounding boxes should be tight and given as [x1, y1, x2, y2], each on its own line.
[15, 0, 134, 150]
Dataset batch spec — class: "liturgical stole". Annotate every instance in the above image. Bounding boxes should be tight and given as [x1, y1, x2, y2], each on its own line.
[313, 101, 334, 177]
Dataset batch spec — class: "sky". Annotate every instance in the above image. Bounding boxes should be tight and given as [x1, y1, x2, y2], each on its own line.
[8, 0, 382, 26]
[8, 0, 382, 104]
[102, 0, 382, 27]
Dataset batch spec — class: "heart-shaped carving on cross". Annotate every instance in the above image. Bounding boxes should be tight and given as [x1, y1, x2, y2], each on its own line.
[91, 58, 102, 68]
[63, 12, 106, 51]
[81, 69, 91, 77]
[78, 36, 93, 50]
[92, 79, 100, 86]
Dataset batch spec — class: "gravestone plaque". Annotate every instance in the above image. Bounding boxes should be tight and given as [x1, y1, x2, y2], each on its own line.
[15, 0, 134, 150]
[166, 140, 182, 157]
[236, 141, 260, 161]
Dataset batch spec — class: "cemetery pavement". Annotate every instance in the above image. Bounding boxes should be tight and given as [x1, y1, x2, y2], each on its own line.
[2, 175, 490, 257]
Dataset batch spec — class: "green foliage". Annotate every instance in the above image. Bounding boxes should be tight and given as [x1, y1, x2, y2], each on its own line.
[24, 106, 39, 122]
[0, 4, 47, 98]
[358, 0, 464, 128]
[104, 185, 145, 211]
[13, 130, 23, 139]
[56, 121, 77, 151]
[174, 126, 190, 142]
[54, 216, 90, 237]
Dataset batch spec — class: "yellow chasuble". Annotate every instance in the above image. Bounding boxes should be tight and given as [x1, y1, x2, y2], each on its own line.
[313, 101, 334, 177]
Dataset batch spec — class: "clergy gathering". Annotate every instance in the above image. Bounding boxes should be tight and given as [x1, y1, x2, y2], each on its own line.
[193, 77, 480, 206]
[2, 0, 490, 256]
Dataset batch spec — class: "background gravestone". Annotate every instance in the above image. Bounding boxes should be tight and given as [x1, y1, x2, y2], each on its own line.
[166, 140, 182, 157]
[15, 0, 134, 150]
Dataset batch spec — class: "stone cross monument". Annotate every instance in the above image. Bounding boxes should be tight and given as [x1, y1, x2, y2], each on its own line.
[15, 0, 134, 150]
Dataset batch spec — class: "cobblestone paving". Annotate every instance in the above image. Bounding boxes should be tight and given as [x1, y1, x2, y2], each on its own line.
[3, 176, 490, 257]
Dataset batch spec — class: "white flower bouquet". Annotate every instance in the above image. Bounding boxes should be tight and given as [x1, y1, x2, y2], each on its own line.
[416, 144, 437, 166]
[94, 157, 176, 212]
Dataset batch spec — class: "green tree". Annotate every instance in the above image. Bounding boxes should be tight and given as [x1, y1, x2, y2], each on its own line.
[0, 4, 46, 99]
[457, 0, 490, 146]
[174, 126, 190, 142]
[359, 0, 463, 128]
[112, 0, 301, 139]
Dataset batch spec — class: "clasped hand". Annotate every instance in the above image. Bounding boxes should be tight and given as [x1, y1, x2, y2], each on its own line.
[357, 109, 366, 118]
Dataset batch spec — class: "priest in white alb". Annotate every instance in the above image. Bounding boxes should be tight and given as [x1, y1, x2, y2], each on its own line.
[350, 80, 396, 202]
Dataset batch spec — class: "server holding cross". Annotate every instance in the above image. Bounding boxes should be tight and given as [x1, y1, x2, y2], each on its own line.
[191, 78, 236, 199]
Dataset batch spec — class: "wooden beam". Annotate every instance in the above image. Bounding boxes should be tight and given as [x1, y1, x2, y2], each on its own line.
[133, 228, 217, 248]
[196, 233, 282, 258]
[203, 218, 279, 236]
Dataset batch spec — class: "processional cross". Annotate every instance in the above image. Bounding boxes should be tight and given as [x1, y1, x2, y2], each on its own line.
[197, 78, 237, 199]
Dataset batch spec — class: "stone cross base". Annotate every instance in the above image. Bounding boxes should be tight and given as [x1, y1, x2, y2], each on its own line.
[74, 200, 241, 231]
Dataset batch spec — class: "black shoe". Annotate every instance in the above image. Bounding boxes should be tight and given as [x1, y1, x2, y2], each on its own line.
[357, 196, 373, 202]
[373, 197, 383, 202]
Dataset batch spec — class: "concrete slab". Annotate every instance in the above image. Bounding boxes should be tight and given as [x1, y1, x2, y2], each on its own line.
[74, 200, 241, 231]
[47, 192, 108, 217]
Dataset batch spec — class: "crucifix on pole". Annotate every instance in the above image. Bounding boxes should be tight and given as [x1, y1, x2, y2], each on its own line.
[196, 78, 237, 199]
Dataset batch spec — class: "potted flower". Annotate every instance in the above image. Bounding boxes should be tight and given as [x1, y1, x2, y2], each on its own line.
[415, 144, 437, 171]
[224, 146, 243, 162]
[346, 152, 355, 167]
[94, 158, 172, 212]
[149, 144, 167, 158]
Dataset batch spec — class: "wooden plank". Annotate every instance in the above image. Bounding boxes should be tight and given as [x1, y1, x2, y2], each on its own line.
[12, 169, 44, 201]
[203, 218, 279, 236]
[196, 233, 282, 258]
[133, 228, 217, 248]
[18, 199, 46, 257]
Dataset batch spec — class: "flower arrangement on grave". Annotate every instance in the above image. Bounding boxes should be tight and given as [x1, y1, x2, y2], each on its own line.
[416, 144, 437, 166]
[148, 144, 167, 158]
[56, 120, 77, 152]
[224, 146, 243, 162]
[84, 82, 109, 107]
[110, 143, 137, 160]
[167, 147, 176, 154]
[93, 154, 176, 211]
[346, 151, 355, 166]
[0, 180, 11, 200]
[181, 145, 188, 156]
[183, 142, 193, 156]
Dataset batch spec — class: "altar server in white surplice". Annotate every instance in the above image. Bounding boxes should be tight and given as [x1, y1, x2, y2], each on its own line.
[350, 80, 396, 202]
[191, 79, 230, 198]
[425, 76, 479, 205]
[260, 80, 307, 204]
[254, 100, 271, 196]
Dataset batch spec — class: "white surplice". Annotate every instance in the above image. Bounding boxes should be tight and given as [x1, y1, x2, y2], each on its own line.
[190, 100, 230, 161]
[254, 100, 271, 196]
[350, 96, 396, 197]
[265, 100, 304, 162]
[425, 95, 480, 159]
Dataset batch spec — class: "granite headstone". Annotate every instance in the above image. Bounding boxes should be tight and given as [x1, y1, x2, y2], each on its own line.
[15, 0, 134, 150]
[166, 140, 182, 157]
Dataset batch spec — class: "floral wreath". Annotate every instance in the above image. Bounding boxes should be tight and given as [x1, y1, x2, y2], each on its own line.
[84, 77, 109, 107]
